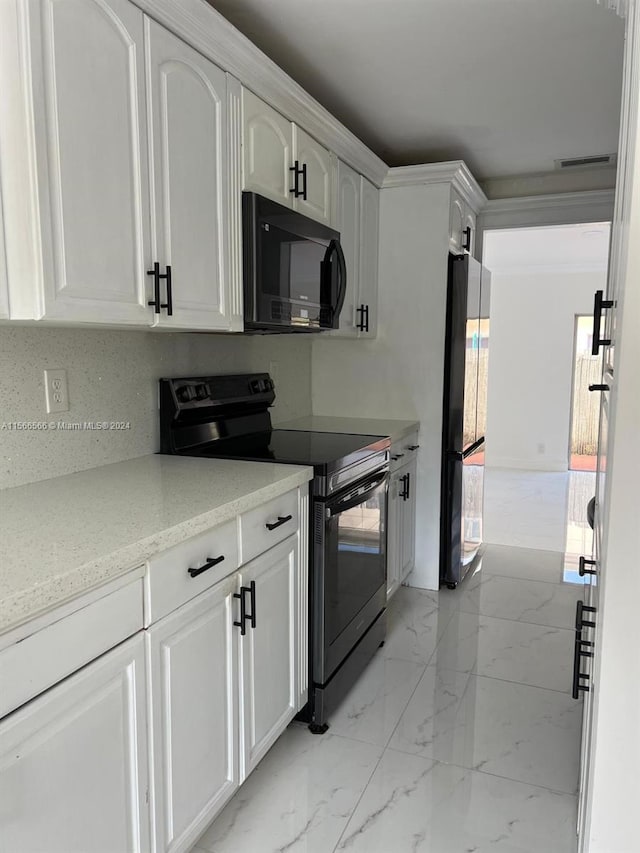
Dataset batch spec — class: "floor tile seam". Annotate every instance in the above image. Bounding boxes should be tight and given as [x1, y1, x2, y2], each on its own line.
[382, 745, 580, 797]
[438, 608, 577, 631]
[330, 734, 390, 853]
[466, 670, 579, 699]
[480, 569, 585, 587]
[454, 604, 578, 630]
[468, 667, 574, 695]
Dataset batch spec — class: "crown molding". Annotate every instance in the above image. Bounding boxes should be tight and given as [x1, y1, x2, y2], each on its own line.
[382, 161, 487, 212]
[479, 189, 615, 232]
[133, 0, 388, 186]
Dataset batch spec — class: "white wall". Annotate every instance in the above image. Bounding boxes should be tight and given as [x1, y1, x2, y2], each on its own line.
[0, 328, 312, 490]
[313, 182, 451, 591]
[483, 226, 609, 471]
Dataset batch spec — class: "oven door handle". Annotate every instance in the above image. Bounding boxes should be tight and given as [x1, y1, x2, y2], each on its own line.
[327, 472, 388, 517]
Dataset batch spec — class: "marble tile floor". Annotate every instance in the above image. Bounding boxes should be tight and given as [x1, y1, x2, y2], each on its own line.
[193, 543, 583, 853]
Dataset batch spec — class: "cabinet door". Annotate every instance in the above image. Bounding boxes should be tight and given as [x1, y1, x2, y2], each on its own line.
[449, 188, 465, 253]
[238, 535, 297, 781]
[0, 634, 149, 852]
[293, 125, 332, 225]
[147, 574, 238, 853]
[400, 459, 418, 581]
[386, 470, 403, 599]
[146, 19, 237, 331]
[27, 0, 151, 324]
[358, 176, 379, 338]
[242, 88, 293, 207]
[333, 159, 361, 336]
[463, 208, 476, 256]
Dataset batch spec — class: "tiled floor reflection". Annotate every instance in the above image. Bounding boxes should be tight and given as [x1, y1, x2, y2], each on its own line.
[193, 543, 581, 853]
[483, 468, 595, 559]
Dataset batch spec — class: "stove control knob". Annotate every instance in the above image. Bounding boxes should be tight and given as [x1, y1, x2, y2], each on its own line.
[194, 384, 209, 401]
[176, 385, 194, 403]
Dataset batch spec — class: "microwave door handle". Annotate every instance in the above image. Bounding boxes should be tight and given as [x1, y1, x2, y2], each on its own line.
[333, 240, 347, 321]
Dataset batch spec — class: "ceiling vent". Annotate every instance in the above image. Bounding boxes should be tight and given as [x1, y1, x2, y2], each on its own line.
[555, 154, 617, 170]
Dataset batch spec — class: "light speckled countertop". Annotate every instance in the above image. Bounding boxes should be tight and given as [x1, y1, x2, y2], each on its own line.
[277, 416, 419, 443]
[0, 455, 312, 635]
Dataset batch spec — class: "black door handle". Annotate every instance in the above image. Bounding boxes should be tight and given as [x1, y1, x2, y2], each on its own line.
[462, 226, 472, 252]
[356, 304, 366, 331]
[162, 265, 173, 316]
[572, 638, 591, 699]
[301, 162, 307, 201]
[399, 474, 409, 501]
[588, 384, 610, 392]
[289, 161, 306, 198]
[234, 581, 256, 634]
[579, 556, 597, 577]
[187, 555, 225, 578]
[265, 514, 293, 531]
[591, 289, 614, 355]
[147, 262, 161, 313]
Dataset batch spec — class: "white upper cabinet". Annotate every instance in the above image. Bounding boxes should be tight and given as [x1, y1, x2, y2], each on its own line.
[334, 160, 360, 335]
[292, 125, 333, 225]
[0, 634, 150, 853]
[9, 0, 152, 324]
[358, 176, 380, 338]
[449, 187, 476, 255]
[0, 1, 241, 330]
[241, 88, 334, 225]
[242, 88, 293, 207]
[145, 19, 240, 331]
[333, 161, 379, 338]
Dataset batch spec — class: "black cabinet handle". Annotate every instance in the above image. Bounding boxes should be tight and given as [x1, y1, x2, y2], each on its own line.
[147, 262, 172, 316]
[187, 555, 225, 578]
[355, 304, 366, 331]
[579, 556, 597, 577]
[265, 514, 293, 531]
[233, 581, 256, 634]
[289, 161, 306, 198]
[391, 453, 405, 461]
[575, 600, 596, 631]
[147, 262, 161, 313]
[591, 289, 614, 355]
[572, 638, 591, 699]
[406, 472, 411, 500]
[399, 474, 409, 501]
[462, 226, 472, 252]
[363, 305, 369, 333]
[163, 265, 173, 316]
[588, 384, 610, 392]
[407, 445, 420, 451]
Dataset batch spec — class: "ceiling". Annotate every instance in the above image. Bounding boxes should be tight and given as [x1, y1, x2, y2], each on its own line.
[484, 222, 611, 272]
[207, 0, 625, 181]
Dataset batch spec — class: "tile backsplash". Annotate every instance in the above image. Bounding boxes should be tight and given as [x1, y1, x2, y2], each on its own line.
[0, 327, 312, 489]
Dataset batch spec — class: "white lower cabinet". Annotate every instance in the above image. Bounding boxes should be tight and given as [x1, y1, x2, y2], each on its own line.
[147, 574, 239, 853]
[238, 536, 297, 780]
[0, 633, 150, 853]
[387, 455, 418, 599]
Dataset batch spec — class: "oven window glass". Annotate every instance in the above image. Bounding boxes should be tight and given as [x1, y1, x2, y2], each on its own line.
[325, 482, 387, 649]
[260, 223, 327, 303]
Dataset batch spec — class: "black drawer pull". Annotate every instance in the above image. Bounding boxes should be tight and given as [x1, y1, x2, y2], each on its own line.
[391, 453, 405, 461]
[187, 555, 225, 578]
[579, 556, 597, 577]
[575, 600, 596, 631]
[265, 514, 293, 531]
[407, 445, 420, 451]
[588, 384, 609, 392]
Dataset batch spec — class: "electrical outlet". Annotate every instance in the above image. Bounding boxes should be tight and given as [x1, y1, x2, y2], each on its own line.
[44, 369, 69, 414]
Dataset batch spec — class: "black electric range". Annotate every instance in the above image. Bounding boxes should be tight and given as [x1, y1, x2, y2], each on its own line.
[159, 373, 390, 731]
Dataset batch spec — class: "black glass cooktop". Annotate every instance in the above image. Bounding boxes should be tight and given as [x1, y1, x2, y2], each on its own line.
[184, 429, 389, 473]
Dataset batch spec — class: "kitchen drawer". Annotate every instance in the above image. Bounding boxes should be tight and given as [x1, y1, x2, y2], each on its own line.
[390, 430, 420, 472]
[0, 577, 143, 719]
[145, 519, 239, 625]
[239, 488, 299, 565]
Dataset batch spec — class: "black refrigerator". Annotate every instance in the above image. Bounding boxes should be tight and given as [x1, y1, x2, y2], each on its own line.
[440, 253, 491, 589]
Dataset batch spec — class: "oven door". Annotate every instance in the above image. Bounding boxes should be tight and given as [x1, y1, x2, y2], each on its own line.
[313, 470, 388, 685]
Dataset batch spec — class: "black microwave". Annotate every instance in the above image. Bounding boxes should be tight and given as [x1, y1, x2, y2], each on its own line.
[242, 192, 347, 333]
